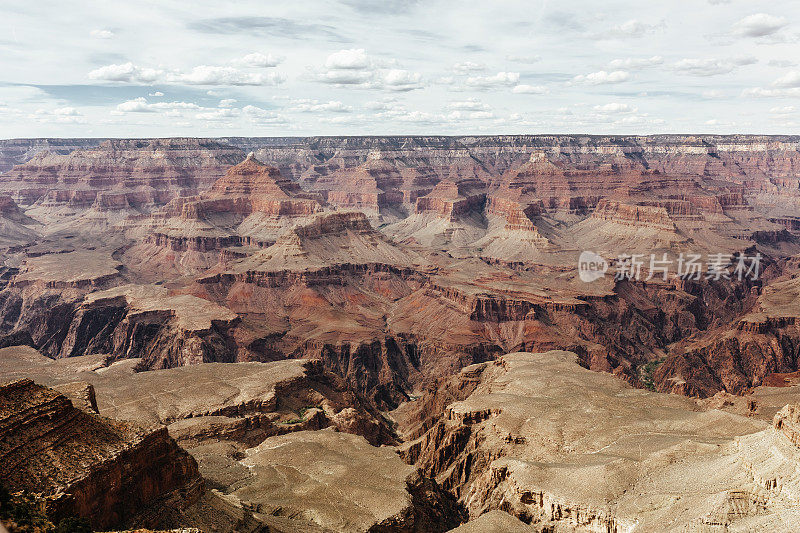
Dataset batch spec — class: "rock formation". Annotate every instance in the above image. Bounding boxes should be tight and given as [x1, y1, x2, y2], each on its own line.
[0, 378, 202, 530]
[3, 134, 800, 531]
[400, 351, 800, 531]
[0, 138, 244, 232]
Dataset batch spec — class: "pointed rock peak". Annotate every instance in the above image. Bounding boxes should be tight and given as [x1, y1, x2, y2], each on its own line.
[238, 151, 269, 168]
[529, 150, 550, 163]
[228, 152, 277, 176]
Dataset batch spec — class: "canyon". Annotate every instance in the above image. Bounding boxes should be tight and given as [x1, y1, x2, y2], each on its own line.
[1, 135, 800, 531]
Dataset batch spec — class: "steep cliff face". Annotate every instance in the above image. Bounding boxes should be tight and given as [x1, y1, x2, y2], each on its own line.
[3, 134, 800, 414]
[656, 274, 800, 397]
[65, 285, 240, 369]
[0, 379, 202, 530]
[398, 351, 799, 531]
[206, 152, 323, 214]
[590, 199, 677, 231]
[307, 157, 410, 216]
[0, 278, 241, 369]
[0, 138, 101, 173]
[0, 195, 40, 247]
[1, 139, 243, 216]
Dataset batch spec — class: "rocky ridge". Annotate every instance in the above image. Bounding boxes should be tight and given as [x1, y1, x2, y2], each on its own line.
[400, 351, 800, 531]
[0, 378, 202, 530]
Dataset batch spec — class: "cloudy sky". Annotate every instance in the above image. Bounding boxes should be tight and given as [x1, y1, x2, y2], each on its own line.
[3, 0, 800, 137]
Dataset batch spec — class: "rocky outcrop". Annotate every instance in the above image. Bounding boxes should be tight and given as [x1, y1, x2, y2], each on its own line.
[414, 178, 486, 220]
[655, 275, 800, 397]
[399, 351, 796, 531]
[204, 152, 323, 215]
[0, 379, 202, 530]
[61, 285, 240, 369]
[227, 429, 465, 532]
[484, 196, 543, 231]
[0, 138, 243, 211]
[0, 279, 241, 368]
[590, 199, 676, 230]
[774, 404, 800, 447]
[225, 211, 426, 273]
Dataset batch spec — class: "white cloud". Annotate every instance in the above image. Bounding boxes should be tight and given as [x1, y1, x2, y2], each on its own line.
[673, 57, 756, 77]
[291, 99, 353, 112]
[615, 115, 665, 126]
[768, 60, 797, 68]
[242, 105, 287, 124]
[511, 84, 548, 94]
[702, 90, 725, 99]
[506, 54, 541, 64]
[196, 108, 238, 120]
[314, 50, 422, 91]
[465, 72, 519, 88]
[90, 29, 115, 39]
[54, 107, 81, 116]
[114, 97, 200, 113]
[88, 62, 163, 83]
[741, 87, 800, 97]
[593, 103, 637, 114]
[316, 68, 374, 85]
[364, 98, 403, 112]
[89, 62, 284, 86]
[172, 66, 284, 86]
[732, 13, 788, 38]
[446, 98, 490, 111]
[770, 106, 796, 114]
[594, 19, 663, 39]
[325, 48, 371, 69]
[608, 56, 663, 70]
[773, 71, 800, 88]
[148, 91, 164, 97]
[381, 69, 423, 91]
[572, 70, 630, 84]
[219, 99, 237, 107]
[453, 61, 486, 73]
[31, 108, 86, 124]
[446, 110, 494, 120]
[233, 52, 282, 68]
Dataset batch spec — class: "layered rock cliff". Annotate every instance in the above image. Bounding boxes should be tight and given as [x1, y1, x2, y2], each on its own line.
[0, 378, 202, 530]
[398, 351, 800, 531]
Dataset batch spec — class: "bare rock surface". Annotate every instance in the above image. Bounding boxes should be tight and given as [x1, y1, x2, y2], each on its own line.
[0, 378, 202, 530]
[446, 510, 532, 532]
[0, 345, 396, 445]
[231, 429, 431, 531]
[13, 249, 122, 288]
[0, 139, 244, 230]
[402, 351, 800, 531]
[5, 135, 800, 531]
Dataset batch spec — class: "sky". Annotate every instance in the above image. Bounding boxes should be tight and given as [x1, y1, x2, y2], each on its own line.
[2, 0, 800, 137]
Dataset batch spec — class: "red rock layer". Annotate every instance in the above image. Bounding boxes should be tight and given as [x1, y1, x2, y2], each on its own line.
[414, 178, 486, 219]
[161, 154, 323, 219]
[0, 379, 202, 529]
[590, 199, 676, 230]
[0, 138, 244, 210]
